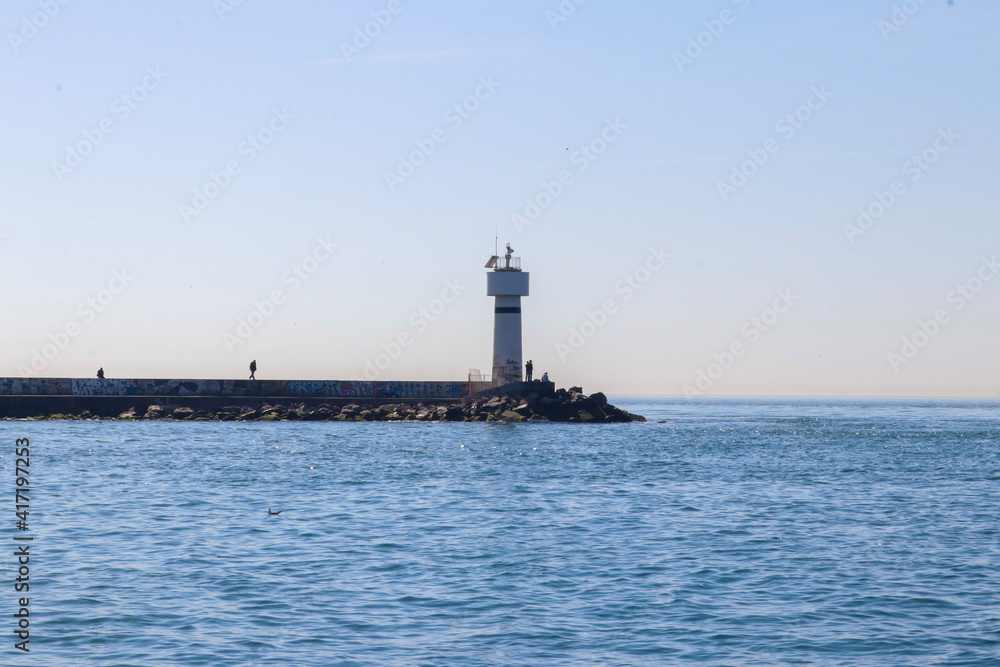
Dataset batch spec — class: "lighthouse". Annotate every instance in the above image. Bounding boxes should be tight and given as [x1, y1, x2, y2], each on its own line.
[486, 242, 529, 386]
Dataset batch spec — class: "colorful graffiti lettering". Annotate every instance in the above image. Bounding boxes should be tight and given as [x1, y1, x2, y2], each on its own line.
[71, 379, 143, 396]
[287, 381, 374, 398]
[374, 381, 462, 399]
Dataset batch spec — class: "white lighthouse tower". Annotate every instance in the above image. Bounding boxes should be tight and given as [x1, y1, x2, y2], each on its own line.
[486, 242, 529, 386]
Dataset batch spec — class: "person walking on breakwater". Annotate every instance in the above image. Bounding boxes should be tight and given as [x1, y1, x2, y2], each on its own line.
[526, 360, 533, 382]
[249, 360, 257, 380]
[97, 367, 105, 379]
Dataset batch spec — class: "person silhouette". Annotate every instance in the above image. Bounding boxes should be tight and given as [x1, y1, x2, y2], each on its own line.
[249, 360, 257, 380]
[525, 359, 533, 382]
[96, 367, 105, 379]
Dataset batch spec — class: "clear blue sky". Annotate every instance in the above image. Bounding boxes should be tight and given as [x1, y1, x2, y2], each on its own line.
[1, 0, 997, 395]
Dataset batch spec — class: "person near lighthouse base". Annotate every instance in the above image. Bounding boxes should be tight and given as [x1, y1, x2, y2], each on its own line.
[526, 359, 533, 382]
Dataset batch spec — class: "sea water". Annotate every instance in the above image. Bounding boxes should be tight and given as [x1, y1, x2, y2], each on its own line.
[1, 397, 997, 666]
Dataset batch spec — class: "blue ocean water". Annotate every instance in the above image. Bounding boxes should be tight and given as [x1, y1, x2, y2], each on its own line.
[2, 397, 998, 666]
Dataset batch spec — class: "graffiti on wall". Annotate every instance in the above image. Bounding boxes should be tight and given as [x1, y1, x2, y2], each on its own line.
[148, 379, 205, 396]
[1, 377, 467, 399]
[1, 378, 71, 395]
[288, 381, 374, 398]
[71, 379, 144, 396]
[374, 381, 462, 399]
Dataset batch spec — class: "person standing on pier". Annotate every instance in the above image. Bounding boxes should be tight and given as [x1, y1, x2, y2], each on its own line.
[526, 359, 533, 382]
[249, 360, 257, 380]
[97, 367, 105, 379]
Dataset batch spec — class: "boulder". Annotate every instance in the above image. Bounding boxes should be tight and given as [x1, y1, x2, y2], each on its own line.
[171, 407, 195, 419]
[587, 392, 608, 408]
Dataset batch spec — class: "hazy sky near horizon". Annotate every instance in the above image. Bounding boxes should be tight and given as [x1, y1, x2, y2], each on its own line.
[1, 0, 998, 396]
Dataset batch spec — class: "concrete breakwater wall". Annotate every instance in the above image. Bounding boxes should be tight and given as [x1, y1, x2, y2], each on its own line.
[0, 377, 466, 400]
[0, 377, 468, 419]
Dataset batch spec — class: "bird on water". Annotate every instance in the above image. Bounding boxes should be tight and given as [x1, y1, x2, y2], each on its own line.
[268, 508, 281, 516]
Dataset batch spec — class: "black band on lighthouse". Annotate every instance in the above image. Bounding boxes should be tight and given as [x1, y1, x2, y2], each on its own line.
[494, 307, 521, 314]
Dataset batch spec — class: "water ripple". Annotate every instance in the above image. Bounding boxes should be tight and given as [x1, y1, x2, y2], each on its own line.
[1, 398, 998, 665]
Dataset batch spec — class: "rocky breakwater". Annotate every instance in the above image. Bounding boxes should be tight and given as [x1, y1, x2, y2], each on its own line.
[72, 387, 644, 423]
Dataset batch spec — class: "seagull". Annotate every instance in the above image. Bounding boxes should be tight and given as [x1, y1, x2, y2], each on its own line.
[268, 508, 282, 516]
